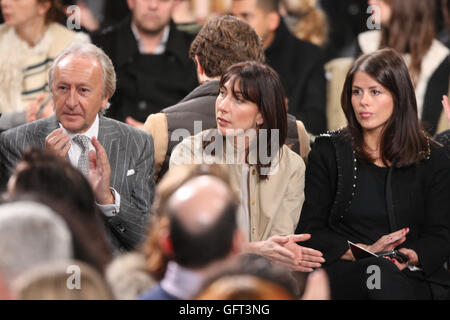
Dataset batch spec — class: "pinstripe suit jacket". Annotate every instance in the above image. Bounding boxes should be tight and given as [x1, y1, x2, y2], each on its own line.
[0, 115, 155, 251]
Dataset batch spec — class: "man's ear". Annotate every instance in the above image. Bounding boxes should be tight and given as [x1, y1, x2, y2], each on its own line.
[159, 232, 174, 256]
[101, 95, 110, 110]
[194, 55, 205, 77]
[160, 237, 173, 256]
[126, 0, 135, 11]
[267, 12, 281, 32]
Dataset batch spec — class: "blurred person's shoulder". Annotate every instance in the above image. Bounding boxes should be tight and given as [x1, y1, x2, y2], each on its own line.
[90, 17, 131, 48]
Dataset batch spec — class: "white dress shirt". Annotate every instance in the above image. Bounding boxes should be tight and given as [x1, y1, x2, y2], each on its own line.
[59, 115, 120, 217]
[160, 261, 204, 300]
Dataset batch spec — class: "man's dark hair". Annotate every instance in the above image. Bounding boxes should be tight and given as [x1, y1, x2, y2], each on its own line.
[189, 15, 265, 78]
[169, 201, 238, 269]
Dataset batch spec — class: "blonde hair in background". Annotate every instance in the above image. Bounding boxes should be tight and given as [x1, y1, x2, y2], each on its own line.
[196, 275, 296, 300]
[193, 0, 231, 22]
[283, 0, 328, 47]
[12, 260, 112, 300]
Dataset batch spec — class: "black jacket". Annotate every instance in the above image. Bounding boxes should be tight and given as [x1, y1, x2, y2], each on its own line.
[265, 20, 327, 136]
[436, 129, 450, 153]
[91, 17, 198, 122]
[296, 130, 450, 283]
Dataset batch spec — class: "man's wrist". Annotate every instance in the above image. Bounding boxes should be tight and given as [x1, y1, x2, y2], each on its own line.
[97, 188, 115, 205]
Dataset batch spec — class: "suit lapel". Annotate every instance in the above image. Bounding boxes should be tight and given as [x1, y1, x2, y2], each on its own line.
[97, 116, 125, 186]
[35, 115, 60, 147]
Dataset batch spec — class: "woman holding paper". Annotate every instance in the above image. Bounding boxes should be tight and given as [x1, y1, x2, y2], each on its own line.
[297, 48, 450, 299]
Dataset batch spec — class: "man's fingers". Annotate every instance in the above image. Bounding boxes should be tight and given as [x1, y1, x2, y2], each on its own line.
[61, 141, 71, 155]
[91, 137, 106, 158]
[46, 128, 64, 141]
[46, 129, 67, 144]
[88, 150, 97, 169]
[91, 137, 110, 168]
[46, 129, 70, 155]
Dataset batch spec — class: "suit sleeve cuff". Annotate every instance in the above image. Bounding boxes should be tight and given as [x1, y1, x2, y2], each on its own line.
[97, 187, 120, 217]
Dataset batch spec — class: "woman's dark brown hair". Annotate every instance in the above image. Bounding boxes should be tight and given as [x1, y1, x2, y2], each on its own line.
[341, 48, 430, 168]
[39, 0, 66, 24]
[379, 0, 435, 85]
[204, 61, 288, 178]
[7, 148, 113, 273]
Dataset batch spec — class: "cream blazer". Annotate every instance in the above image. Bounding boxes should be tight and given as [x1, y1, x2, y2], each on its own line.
[170, 129, 306, 242]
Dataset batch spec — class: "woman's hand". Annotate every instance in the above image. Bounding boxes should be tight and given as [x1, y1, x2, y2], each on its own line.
[39, 100, 54, 119]
[282, 234, 326, 272]
[385, 248, 419, 271]
[125, 116, 145, 130]
[244, 234, 325, 272]
[341, 228, 410, 261]
[26, 93, 45, 122]
[365, 227, 409, 253]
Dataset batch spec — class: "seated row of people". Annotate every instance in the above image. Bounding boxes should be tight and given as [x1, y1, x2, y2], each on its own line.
[0, 24, 449, 299]
[2, 0, 449, 142]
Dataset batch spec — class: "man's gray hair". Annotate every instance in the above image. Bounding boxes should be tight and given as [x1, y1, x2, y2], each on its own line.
[49, 42, 116, 113]
[0, 201, 73, 284]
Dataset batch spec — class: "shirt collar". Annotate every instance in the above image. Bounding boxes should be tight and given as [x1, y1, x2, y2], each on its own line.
[160, 261, 204, 299]
[59, 114, 99, 140]
[131, 22, 170, 54]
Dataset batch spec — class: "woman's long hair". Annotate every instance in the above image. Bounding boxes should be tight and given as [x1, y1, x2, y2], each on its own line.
[204, 61, 288, 179]
[39, 0, 66, 25]
[283, 0, 328, 47]
[379, 0, 435, 86]
[341, 48, 430, 167]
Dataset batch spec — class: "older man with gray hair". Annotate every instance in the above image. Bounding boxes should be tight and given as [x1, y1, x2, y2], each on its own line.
[0, 42, 155, 252]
